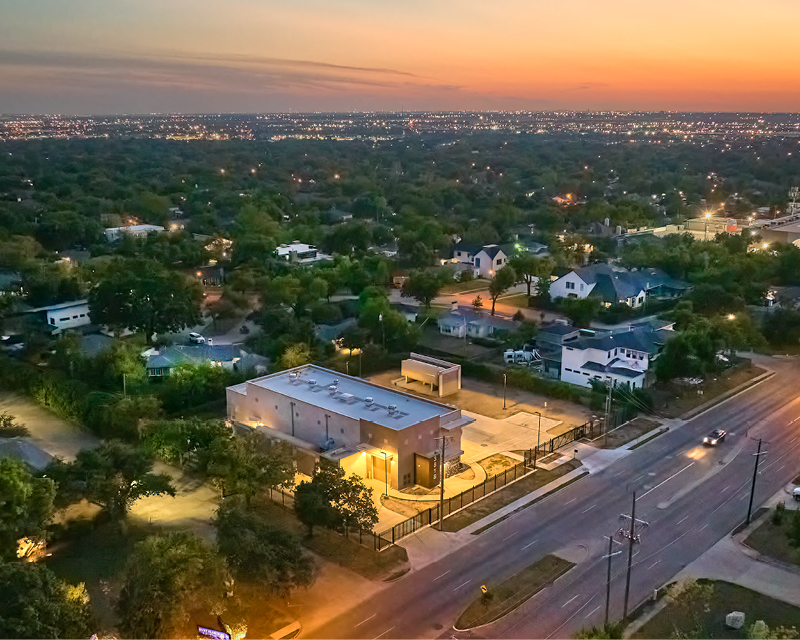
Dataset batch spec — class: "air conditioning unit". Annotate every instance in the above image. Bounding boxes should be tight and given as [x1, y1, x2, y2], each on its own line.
[365, 397, 373, 405]
[288, 373, 298, 380]
[388, 404, 397, 414]
[308, 379, 316, 386]
[328, 385, 338, 394]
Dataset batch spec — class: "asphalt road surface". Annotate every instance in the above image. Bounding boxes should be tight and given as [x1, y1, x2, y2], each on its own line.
[306, 357, 800, 640]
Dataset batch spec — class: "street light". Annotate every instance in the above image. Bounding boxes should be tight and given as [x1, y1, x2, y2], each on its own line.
[532, 411, 542, 470]
[503, 373, 507, 410]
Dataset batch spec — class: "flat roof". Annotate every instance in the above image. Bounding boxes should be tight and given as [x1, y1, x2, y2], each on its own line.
[28, 299, 89, 313]
[239, 365, 458, 430]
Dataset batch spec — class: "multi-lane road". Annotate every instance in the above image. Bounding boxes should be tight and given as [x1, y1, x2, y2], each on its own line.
[307, 356, 800, 639]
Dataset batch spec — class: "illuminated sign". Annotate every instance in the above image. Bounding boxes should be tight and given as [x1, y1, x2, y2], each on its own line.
[197, 626, 231, 640]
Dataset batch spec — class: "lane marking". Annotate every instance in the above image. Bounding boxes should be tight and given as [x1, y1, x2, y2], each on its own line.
[504, 532, 519, 541]
[565, 497, 577, 505]
[522, 539, 539, 550]
[699, 523, 708, 531]
[585, 605, 601, 618]
[562, 594, 579, 608]
[740, 492, 749, 500]
[582, 504, 596, 514]
[638, 462, 695, 499]
[374, 627, 394, 639]
[677, 515, 690, 525]
[453, 579, 472, 591]
[433, 570, 451, 582]
[356, 614, 376, 627]
[722, 485, 731, 492]
[777, 464, 786, 473]
[647, 560, 660, 569]
[633, 475, 644, 483]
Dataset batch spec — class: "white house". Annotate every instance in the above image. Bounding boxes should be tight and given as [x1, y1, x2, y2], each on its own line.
[104, 224, 165, 242]
[28, 300, 91, 333]
[437, 307, 518, 339]
[452, 242, 512, 279]
[560, 323, 673, 389]
[275, 241, 332, 265]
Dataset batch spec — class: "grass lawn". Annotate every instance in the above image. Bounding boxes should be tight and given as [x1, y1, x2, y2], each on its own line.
[652, 364, 766, 419]
[498, 293, 530, 308]
[440, 279, 490, 295]
[479, 453, 520, 476]
[442, 460, 582, 532]
[632, 580, 800, 638]
[596, 417, 663, 449]
[252, 498, 408, 581]
[744, 512, 800, 567]
[455, 554, 574, 629]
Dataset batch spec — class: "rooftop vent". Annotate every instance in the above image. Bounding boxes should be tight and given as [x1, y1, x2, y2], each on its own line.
[328, 385, 338, 394]
[364, 397, 373, 405]
[388, 404, 397, 414]
[288, 373, 298, 381]
[333, 379, 339, 385]
[308, 379, 316, 387]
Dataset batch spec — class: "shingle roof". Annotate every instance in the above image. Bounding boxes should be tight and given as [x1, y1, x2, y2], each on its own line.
[570, 327, 671, 356]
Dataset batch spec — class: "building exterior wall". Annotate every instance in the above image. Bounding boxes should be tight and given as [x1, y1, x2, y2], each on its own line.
[45, 302, 91, 331]
[551, 272, 593, 300]
[561, 344, 648, 389]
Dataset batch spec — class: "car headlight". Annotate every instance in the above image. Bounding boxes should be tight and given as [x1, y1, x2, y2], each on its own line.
[703, 437, 709, 442]
[711, 440, 717, 444]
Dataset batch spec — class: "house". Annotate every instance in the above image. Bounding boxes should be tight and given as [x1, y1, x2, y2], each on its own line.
[560, 323, 673, 389]
[551, 264, 690, 308]
[451, 242, 513, 279]
[143, 344, 266, 377]
[324, 207, 353, 224]
[104, 224, 165, 242]
[534, 322, 582, 379]
[27, 299, 91, 334]
[226, 365, 474, 489]
[437, 307, 518, 340]
[275, 241, 332, 265]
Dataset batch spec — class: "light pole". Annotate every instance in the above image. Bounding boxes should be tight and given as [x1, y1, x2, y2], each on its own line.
[382, 451, 389, 497]
[604, 536, 623, 627]
[503, 373, 507, 410]
[746, 438, 768, 524]
[532, 410, 542, 469]
[379, 313, 385, 351]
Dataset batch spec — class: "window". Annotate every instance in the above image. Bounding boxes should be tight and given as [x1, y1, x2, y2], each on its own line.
[49, 318, 55, 325]
[475, 258, 481, 268]
[580, 284, 584, 291]
[566, 281, 575, 290]
[496, 258, 502, 266]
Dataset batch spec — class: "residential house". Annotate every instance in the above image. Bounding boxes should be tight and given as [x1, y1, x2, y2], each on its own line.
[226, 365, 473, 489]
[535, 322, 581, 379]
[451, 242, 513, 279]
[560, 322, 674, 389]
[275, 241, 332, 265]
[27, 299, 91, 334]
[143, 344, 267, 377]
[551, 264, 690, 308]
[324, 207, 353, 224]
[104, 224, 165, 242]
[437, 307, 517, 340]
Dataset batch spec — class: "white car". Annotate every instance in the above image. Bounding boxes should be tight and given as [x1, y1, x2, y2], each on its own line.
[793, 487, 800, 502]
[188, 332, 205, 344]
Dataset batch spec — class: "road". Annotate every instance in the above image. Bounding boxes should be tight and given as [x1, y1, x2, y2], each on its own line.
[305, 357, 800, 639]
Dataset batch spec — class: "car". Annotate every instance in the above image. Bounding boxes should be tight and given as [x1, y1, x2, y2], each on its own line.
[794, 487, 800, 502]
[703, 429, 727, 446]
[188, 332, 205, 344]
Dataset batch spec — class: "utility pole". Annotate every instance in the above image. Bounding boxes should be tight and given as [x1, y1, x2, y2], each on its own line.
[533, 410, 542, 470]
[747, 438, 768, 524]
[604, 385, 613, 447]
[503, 373, 507, 410]
[434, 432, 450, 530]
[619, 491, 649, 619]
[604, 536, 623, 627]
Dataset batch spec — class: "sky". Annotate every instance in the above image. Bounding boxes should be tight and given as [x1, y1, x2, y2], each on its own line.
[2, 0, 800, 114]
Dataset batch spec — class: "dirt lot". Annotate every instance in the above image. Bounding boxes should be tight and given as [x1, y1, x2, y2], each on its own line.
[652, 364, 767, 418]
[479, 453, 519, 476]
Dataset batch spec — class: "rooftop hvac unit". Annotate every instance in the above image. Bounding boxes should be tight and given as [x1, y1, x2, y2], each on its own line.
[333, 379, 339, 385]
[365, 397, 373, 405]
[388, 404, 397, 414]
[308, 379, 316, 386]
[288, 373, 297, 380]
[328, 385, 338, 394]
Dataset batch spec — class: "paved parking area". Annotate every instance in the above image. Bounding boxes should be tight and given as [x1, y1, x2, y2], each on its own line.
[461, 410, 562, 462]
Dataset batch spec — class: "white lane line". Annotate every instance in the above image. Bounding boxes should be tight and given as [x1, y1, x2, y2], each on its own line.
[504, 531, 519, 541]
[433, 570, 451, 582]
[699, 523, 708, 531]
[374, 627, 394, 639]
[633, 475, 644, 483]
[356, 614, 376, 627]
[791, 436, 799, 443]
[638, 462, 695, 499]
[677, 515, 690, 525]
[562, 594, 580, 608]
[582, 504, 596, 514]
[453, 579, 472, 591]
[585, 605, 602, 618]
[740, 492, 749, 500]
[565, 497, 577, 505]
[777, 464, 787, 473]
[647, 560, 660, 569]
[522, 539, 539, 550]
[722, 485, 731, 492]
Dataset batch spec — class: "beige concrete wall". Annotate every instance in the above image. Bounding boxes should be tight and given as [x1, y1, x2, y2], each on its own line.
[439, 368, 461, 397]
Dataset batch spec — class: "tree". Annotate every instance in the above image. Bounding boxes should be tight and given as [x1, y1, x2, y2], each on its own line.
[158, 362, 233, 413]
[665, 578, 714, 637]
[509, 253, 553, 298]
[88, 258, 202, 341]
[279, 343, 312, 370]
[207, 432, 295, 507]
[0, 561, 94, 639]
[472, 295, 484, 313]
[0, 412, 29, 438]
[141, 418, 231, 473]
[294, 465, 378, 536]
[559, 297, 601, 328]
[117, 532, 226, 639]
[401, 269, 443, 309]
[488, 265, 516, 315]
[0, 458, 55, 559]
[47, 441, 175, 522]
[215, 500, 315, 596]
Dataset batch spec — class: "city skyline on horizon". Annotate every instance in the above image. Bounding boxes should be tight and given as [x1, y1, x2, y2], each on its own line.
[2, 0, 800, 115]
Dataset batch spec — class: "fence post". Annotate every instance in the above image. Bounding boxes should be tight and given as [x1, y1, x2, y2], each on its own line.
[472, 486, 475, 502]
[504, 469, 508, 486]
[461, 492, 463, 508]
[494, 474, 497, 491]
[428, 507, 432, 525]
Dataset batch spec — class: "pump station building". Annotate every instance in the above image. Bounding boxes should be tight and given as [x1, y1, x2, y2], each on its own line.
[226, 365, 473, 490]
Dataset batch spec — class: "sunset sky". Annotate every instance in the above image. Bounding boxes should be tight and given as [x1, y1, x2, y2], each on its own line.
[2, 0, 800, 114]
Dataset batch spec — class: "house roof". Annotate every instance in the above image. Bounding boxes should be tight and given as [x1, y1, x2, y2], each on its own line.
[27, 299, 89, 313]
[581, 360, 644, 379]
[563, 263, 690, 304]
[145, 344, 243, 370]
[453, 242, 513, 259]
[569, 326, 672, 356]
[539, 323, 580, 336]
[438, 309, 517, 330]
[0, 438, 54, 471]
